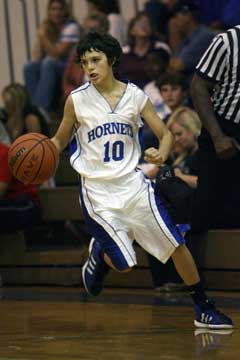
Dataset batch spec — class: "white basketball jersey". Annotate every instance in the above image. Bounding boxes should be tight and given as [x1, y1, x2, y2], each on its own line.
[69, 81, 148, 180]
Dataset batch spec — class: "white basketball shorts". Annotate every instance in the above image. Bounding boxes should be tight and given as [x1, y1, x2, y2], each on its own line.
[79, 170, 185, 271]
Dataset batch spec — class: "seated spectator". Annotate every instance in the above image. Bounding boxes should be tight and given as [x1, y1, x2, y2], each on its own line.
[143, 49, 171, 120]
[145, 0, 184, 49]
[23, 0, 80, 112]
[169, 1, 214, 78]
[0, 109, 11, 145]
[141, 107, 201, 292]
[0, 143, 41, 233]
[62, 11, 110, 100]
[144, 0, 168, 40]
[118, 11, 171, 88]
[86, 0, 127, 46]
[142, 71, 187, 152]
[1, 83, 49, 141]
[167, 106, 201, 188]
[157, 71, 188, 115]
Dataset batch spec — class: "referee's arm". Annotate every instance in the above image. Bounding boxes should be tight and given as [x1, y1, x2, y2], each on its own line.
[191, 74, 237, 160]
[191, 74, 223, 141]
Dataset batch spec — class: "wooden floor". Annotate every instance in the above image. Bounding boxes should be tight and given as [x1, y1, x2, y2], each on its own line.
[0, 286, 239, 360]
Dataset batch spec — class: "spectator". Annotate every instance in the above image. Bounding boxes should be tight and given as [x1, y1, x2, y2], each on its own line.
[167, 106, 201, 187]
[157, 71, 188, 115]
[143, 107, 201, 291]
[1, 83, 49, 141]
[143, 49, 171, 120]
[118, 11, 171, 88]
[23, 0, 80, 112]
[169, 1, 214, 78]
[0, 109, 11, 145]
[86, 0, 127, 46]
[142, 71, 187, 152]
[62, 11, 110, 100]
[144, 0, 183, 49]
[144, 0, 168, 39]
[0, 143, 41, 233]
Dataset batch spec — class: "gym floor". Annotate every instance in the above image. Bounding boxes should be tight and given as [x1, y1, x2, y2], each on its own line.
[0, 286, 238, 359]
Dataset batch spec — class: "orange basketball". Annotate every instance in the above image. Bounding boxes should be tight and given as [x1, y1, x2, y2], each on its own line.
[8, 133, 59, 185]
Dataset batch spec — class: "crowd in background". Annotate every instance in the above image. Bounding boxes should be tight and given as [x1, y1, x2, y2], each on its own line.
[1, 0, 240, 290]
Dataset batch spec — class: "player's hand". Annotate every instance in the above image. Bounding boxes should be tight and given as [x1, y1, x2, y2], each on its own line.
[213, 135, 238, 160]
[144, 147, 164, 165]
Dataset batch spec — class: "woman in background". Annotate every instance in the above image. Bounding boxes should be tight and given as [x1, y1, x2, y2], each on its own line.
[23, 0, 80, 112]
[1, 83, 49, 141]
[118, 11, 171, 88]
[167, 106, 201, 188]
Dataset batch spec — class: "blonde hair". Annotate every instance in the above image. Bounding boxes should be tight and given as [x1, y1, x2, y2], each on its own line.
[167, 106, 201, 166]
[167, 106, 201, 136]
[2, 83, 31, 111]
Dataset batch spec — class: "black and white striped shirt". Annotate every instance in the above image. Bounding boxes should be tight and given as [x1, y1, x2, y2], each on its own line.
[196, 26, 240, 124]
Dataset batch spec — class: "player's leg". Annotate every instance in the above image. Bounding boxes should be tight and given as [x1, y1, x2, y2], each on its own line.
[79, 179, 136, 296]
[171, 243, 200, 285]
[132, 177, 233, 329]
[171, 244, 233, 328]
[82, 229, 136, 296]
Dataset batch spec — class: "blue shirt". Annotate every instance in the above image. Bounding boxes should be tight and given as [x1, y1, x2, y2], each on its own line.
[175, 25, 214, 74]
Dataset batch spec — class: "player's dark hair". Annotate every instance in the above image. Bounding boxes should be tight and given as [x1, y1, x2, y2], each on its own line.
[75, 30, 122, 68]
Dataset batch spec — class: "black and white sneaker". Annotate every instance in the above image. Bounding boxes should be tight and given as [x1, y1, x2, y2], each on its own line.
[194, 300, 234, 329]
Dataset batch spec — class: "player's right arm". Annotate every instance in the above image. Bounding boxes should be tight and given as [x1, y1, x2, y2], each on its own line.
[51, 95, 77, 154]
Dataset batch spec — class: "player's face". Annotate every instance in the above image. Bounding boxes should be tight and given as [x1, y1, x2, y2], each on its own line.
[170, 122, 196, 151]
[80, 50, 112, 85]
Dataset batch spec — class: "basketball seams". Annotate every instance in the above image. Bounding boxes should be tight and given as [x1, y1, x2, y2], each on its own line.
[9, 133, 59, 184]
[9, 134, 47, 153]
[30, 141, 46, 184]
[14, 138, 47, 177]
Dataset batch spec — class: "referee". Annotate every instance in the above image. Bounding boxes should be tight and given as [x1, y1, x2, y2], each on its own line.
[191, 26, 240, 231]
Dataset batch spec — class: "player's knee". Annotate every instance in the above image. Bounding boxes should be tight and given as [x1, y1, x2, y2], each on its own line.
[116, 266, 133, 273]
[103, 253, 134, 273]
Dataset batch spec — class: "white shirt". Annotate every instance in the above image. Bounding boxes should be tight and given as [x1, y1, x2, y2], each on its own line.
[70, 81, 148, 180]
[143, 81, 171, 120]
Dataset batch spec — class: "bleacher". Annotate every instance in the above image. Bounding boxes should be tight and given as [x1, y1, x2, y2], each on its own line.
[1, 181, 240, 290]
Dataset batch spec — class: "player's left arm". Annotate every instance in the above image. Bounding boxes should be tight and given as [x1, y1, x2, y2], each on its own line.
[141, 99, 173, 165]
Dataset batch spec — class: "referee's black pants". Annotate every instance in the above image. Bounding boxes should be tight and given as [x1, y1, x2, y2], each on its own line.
[190, 128, 240, 232]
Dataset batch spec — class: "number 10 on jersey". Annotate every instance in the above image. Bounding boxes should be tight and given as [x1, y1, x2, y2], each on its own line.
[104, 140, 124, 162]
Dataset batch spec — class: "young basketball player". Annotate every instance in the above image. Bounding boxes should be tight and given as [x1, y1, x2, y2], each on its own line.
[51, 31, 233, 329]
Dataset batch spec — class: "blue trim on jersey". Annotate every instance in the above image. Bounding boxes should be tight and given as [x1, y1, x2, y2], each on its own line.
[144, 182, 185, 248]
[69, 131, 82, 166]
[71, 82, 90, 94]
[92, 82, 129, 113]
[150, 182, 185, 246]
[138, 124, 144, 154]
[78, 178, 132, 271]
[69, 135, 77, 156]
